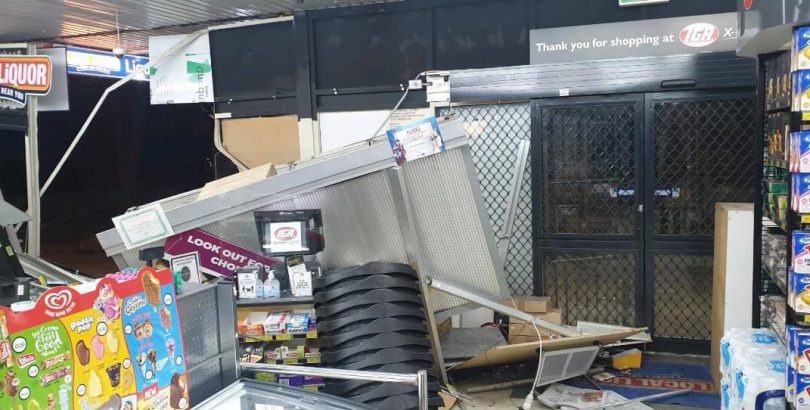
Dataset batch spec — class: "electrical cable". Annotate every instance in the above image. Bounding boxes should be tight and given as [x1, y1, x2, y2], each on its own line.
[368, 72, 427, 142]
[509, 296, 543, 410]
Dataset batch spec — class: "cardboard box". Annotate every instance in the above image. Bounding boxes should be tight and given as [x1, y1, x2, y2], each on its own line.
[238, 311, 268, 336]
[508, 308, 563, 344]
[263, 311, 290, 334]
[504, 296, 551, 313]
[511, 308, 563, 326]
[508, 323, 556, 344]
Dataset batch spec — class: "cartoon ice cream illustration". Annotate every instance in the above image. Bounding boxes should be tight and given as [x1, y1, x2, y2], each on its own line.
[94, 284, 121, 321]
[160, 307, 172, 330]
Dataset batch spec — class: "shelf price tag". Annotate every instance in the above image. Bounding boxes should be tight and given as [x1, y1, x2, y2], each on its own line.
[283, 358, 299, 365]
[306, 330, 317, 339]
[307, 357, 321, 364]
[276, 333, 293, 341]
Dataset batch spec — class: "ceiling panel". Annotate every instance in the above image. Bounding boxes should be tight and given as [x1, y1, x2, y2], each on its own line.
[0, 0, 405, 54]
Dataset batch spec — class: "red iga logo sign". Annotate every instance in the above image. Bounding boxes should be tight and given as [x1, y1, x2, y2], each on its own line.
[679, 23, 720, 48]
[0, 55, 52, 105]
[273, 227, 299, 241]
[744, 0, 753, 10]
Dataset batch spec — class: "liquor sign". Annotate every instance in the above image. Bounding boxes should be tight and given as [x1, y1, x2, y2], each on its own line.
[66, 46, 149, 80]
[0, 55, 52, 105]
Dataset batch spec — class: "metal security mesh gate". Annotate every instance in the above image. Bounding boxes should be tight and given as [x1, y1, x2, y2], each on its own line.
[543, 251, 637, 326]
[439, 103, 533, 295]
[538, 103, 639, 236]
[651, 97, 759, 236]
[533, 91, 757, 350]
[645, 92, 758, 345]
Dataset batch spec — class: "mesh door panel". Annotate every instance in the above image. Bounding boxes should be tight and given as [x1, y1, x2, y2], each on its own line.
[542, 251, 636, 327]
[653, 97, 758, 235]
[652, 254, 713, 340]
[539, 104, 638, 236]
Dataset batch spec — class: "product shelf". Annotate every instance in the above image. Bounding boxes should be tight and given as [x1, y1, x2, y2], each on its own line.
[766, 106, 791, 114]
[237, 294, 314, 307]
[763, 265, 787, 295]
[238, 330, 318, 342]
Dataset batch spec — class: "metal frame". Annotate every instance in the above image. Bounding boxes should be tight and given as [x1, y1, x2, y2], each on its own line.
[497, 139, 530, 264]
[531, 94, 645, 316]
[241, 363, 429, 410]
[386, 166, 449, 384]
[98, 118, 469, 256]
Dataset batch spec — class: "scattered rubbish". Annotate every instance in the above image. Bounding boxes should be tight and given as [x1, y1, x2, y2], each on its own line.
[537, 383, 653, 410]
[612, 348, 643, 370]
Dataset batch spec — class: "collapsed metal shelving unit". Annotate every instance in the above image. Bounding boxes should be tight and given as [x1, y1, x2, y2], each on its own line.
[97, 117, 513, 380]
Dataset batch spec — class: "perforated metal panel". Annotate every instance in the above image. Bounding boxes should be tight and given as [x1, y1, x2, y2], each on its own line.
[652, 254, 713, 340]
[402, 148, 508, 312]
[439, 104, 534, 295]
[198, 171, 410, 269]
[652, 96, 758, 236]
[178, 282, 238, 406]
[542, 251, 637, 327]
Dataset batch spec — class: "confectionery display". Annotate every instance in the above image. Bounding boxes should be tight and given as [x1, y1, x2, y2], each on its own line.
[0, 268, 189, 410]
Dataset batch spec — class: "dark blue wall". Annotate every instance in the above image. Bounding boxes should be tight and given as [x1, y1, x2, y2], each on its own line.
[209, 0, 736, 118]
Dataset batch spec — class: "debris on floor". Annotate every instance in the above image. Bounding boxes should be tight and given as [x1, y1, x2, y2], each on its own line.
[537, 383, 653, 409]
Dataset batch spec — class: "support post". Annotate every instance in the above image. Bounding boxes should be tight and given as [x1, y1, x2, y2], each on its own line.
[25, 43, 40, 257]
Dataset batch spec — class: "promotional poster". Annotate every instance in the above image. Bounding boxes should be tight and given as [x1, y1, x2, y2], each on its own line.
[0, 268, 189, 410]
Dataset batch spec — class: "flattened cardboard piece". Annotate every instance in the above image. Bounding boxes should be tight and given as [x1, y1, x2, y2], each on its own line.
[451, 327, 646, 370]
[0, 267, 190, 410]
[197, 163, 276, 200]
[221, 116, 301, 168]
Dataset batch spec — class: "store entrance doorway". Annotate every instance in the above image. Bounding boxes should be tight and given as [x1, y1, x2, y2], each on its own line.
[532, 90, 758, 351]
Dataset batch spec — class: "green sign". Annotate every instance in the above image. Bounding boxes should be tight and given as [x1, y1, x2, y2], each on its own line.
[619, 0, 669, 6]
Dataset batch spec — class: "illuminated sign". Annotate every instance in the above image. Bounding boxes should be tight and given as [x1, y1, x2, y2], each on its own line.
[66, 46, 149, 80]
[0, 55, 52, 105]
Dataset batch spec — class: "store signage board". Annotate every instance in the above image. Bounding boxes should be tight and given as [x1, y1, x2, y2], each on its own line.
[163, 229, 281, 279]
[529, 12, 737, 64]
[112, 204, 174, 250]
[619, 0, 669, 6]
[149, 34, 214, 105]
[38, 48, 69, 112]
[0, 54, 52, 105]
[386, 116, 445, 166]
[66, 46, 149, 80]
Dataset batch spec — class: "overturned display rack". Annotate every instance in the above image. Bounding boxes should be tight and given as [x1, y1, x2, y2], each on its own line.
[97, 117, 517, 378]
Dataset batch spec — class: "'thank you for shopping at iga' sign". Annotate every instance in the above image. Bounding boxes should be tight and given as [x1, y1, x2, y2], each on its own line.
[529, 13, 737, 65]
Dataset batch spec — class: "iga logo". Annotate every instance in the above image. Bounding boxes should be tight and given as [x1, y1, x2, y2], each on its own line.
[679, 23, 720, 48]
[744, 0, 753, 10]
[273, 227, 298, 241]
[44, 290, 72, 311]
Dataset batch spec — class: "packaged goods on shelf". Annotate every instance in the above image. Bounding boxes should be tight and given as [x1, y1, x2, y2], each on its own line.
[793, 272, 810, 313]
[795, 27, 810, 71]
[794, 232, 810, 273]
[264, 311, 291, 334]
[286, 310, 312, 333]
[720, 328, 786, 410]
[793, 71, 810, 112]
[791, 174, 810, 213]
[793, 132, 810, 172]
[239, 311, 269, 336]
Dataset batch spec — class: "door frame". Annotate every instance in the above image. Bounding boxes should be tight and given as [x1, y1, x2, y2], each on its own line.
[531, 93, 647, 328]
[533, 89, 755, 352]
